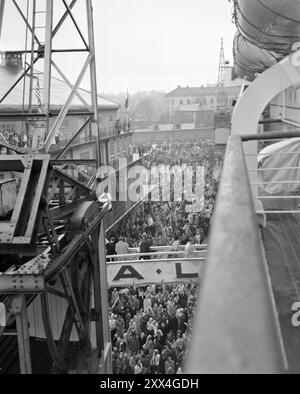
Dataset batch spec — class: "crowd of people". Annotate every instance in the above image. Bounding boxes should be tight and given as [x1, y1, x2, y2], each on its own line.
[109, 283, 198, 374]
[0, 129, 28, 153]
[106, 141, 224, 374]
[107, 141, 224, 252]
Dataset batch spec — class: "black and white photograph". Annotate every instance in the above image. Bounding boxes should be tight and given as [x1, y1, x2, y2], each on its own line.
[0, 0, 300, 378]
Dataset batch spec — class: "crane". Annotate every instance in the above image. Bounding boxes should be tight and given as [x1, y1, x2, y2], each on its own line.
[216, 38, 229, 113]
[214, 38, 231, 144]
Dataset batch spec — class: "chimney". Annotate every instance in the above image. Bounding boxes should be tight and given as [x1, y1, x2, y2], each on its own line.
[0, 52, 23, 73]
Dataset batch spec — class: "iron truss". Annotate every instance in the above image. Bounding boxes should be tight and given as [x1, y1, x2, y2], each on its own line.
[0, 0, 112, 374]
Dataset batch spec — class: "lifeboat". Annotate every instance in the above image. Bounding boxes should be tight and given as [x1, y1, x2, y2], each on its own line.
[234, 0, 300, 55]
[233, 32, 281, 80]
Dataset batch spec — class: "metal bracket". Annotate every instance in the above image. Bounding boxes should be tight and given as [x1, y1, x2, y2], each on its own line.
[20, 155, 34, 169]
[0, 223, 16, 243]
[0, 274, 45, 294]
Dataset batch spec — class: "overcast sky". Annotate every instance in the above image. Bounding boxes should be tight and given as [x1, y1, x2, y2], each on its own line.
[1, 0, 237, 94]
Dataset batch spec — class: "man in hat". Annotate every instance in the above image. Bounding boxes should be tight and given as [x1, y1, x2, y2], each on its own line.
[139, 233, 152, 260]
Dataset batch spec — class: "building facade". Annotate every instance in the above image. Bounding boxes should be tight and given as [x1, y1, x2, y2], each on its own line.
[165, 69, 247, 128]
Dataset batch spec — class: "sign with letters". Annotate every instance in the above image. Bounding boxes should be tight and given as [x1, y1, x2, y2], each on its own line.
[107, 260, 202, 287]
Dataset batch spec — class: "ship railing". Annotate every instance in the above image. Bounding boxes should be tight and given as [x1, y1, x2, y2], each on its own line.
[185, 135, 288, 374]
[242, 130, 300, 215]
[106, 245, 207, 262]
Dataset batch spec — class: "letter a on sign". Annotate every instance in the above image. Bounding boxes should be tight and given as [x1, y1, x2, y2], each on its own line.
[113, 265, 144, 282]
[176, 263, 199, 279]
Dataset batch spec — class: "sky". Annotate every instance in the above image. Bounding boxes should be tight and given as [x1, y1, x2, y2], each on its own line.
[0, 0, 237, 94]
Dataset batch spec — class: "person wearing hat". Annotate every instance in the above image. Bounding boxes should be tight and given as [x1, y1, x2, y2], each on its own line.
[139, 233, 152, 260]
[150, 349, 160, 374]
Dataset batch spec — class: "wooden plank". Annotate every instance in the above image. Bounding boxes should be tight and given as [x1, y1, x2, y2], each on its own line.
[16, 296, 32, 374]
[25, 157, 50, 238]
[11, 168, 32, 224]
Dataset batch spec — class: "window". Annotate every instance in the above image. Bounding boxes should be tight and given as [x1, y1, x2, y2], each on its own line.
[109, 115, 113, 122]
[116, 139, 120, 154]
[79, 151, 90, 160]
[187, 99, 191, 105]
[110, 140, 115, 157]
[61, 119, 69, 129]
[210, 98, 214, 104]
[180, 100, 183, 105]
[0, 123, 17, 134]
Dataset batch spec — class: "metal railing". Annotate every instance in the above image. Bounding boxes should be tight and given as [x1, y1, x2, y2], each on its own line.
[186, 135, 287, 374]
[243, 130, 300, 215]
[106, 244, 207, 263]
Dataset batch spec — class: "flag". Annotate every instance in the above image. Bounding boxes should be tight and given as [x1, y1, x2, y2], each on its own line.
[125, 90, 129, 112]
[35, 76, 42, 108]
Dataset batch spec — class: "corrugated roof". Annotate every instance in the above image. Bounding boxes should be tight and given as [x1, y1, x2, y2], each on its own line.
[0, 66, 120, 111]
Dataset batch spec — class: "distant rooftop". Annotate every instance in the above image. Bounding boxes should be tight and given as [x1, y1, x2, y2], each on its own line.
[166, 78, 249, 98]
[166, 86, 218, 98]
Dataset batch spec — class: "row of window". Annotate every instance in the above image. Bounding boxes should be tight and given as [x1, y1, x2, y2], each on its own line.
[169, 98, 215, 106]
[288, 89, 300, 103]
[79, 145, 124, 161]
[79, 151, 90, 160]
[0, 123, 17, 134]
[78, 140, 128, 162]
[99, 115, 114, 123]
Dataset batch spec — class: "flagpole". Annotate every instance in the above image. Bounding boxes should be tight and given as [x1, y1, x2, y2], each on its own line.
[125, 89, 130, 133]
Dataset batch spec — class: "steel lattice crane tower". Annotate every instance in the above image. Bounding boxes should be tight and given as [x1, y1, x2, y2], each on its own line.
[0, 0, 102, 166]
[214, 38, 231, 144]
[216, 38, 229, 112]
[0, 0, 112, 375]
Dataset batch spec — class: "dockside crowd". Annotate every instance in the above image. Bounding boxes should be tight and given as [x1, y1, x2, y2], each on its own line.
[107, 141, 224, 251]
[107, 141, 224, 374]
[109, 283, 197, 375]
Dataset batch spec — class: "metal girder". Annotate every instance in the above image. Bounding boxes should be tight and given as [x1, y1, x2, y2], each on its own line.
[12, 0, 40, 46]
[55, 116, 93, 160]
[45, 204, 109, 281]
[62, 0, 89, 50]
[51, 60, 92, 111]
[44, 53, 93, 152]
[0, 0, 5, 38]
[0, 1, 111, 375]
[51, 159, 96, 166]
[86, 0, 102, 167]
[0, 274, 45, 294]
[97, 222, 112, 373]
[43, 0, 54, 121]
[50, 198, 90, 220]
[53, 168, 92, 196]
[0, 155, 50, 245]
[0, 0, 100, 156]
